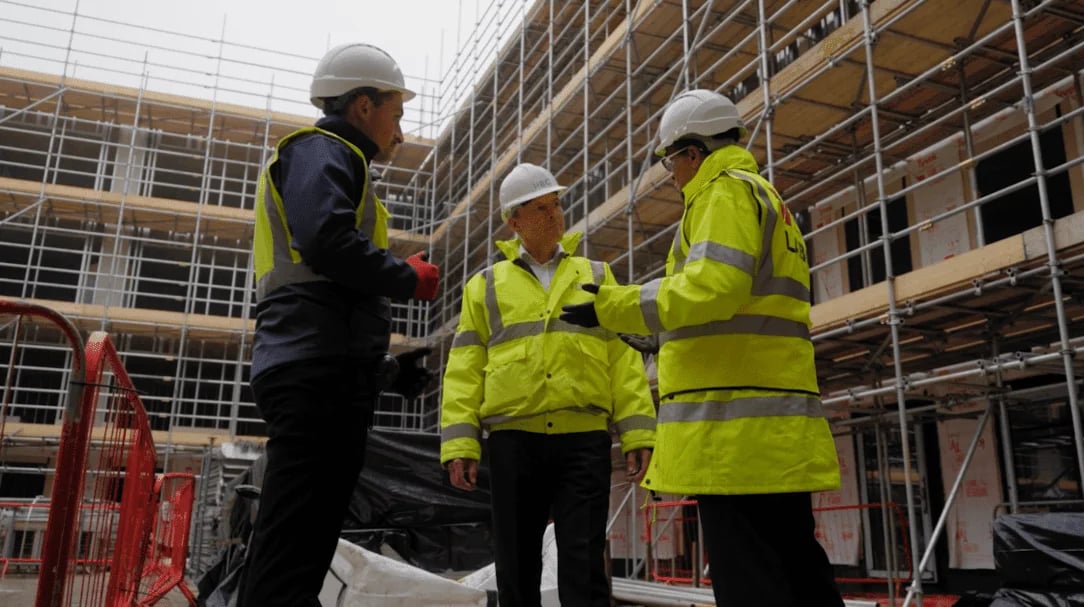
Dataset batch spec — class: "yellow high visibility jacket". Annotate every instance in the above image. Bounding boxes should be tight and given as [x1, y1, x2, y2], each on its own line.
[593, 145, 840, 495]
[440, 232, 656, 464]
[253, 127, 390, 301]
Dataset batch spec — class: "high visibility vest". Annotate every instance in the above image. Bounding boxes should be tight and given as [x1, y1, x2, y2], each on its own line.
[440, 232, 656, 464]
[594, 145, 840, 495]
[253, 127, 390, 302]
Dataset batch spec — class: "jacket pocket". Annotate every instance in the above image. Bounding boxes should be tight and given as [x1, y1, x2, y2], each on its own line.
[482, 341, 531, 415]
[574, 335, 610, 374]
[572, 335, 612, 409]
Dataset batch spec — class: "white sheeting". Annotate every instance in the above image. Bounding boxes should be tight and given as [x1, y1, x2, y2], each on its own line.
[460, 522, 561, 606]
[317, 521, 879, 606]
[318, 539, 488, 607]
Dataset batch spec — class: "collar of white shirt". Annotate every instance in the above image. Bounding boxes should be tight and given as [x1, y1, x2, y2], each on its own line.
[518, 242, 566, 265]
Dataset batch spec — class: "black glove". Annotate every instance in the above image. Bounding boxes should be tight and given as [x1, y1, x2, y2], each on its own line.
[559, 284, 601, 328]
[619, 333, 659, 354]
[391, 347, 433, 400]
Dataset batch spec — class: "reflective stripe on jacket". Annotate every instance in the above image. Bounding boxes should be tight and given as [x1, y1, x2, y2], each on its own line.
[593, 145, 840, 495]
[253, 127, 390, 302]
[440, 232, 656, 464]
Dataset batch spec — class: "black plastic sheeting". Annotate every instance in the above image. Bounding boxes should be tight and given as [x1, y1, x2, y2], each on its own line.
[989, 588, 1084, 607]
[952, 591, 996, 607]
[196, 430, 492, 606]
[993, 513, 1084, 590]
[345, 430, 491, 530]
[342, 430, 493, 572]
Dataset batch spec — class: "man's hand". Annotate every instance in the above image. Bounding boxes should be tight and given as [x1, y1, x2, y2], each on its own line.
[559, 283, 601, 328]
[619, 333, 659, 354]
[390, 347, 433, 400]
[406, 251, 439, 301]
[447, 458, 479, 491]
[625, 448, 652, 483]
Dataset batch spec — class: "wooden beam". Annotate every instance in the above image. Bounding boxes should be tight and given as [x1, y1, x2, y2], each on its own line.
[0, 177, 428, 253]
[2, 421, 266, 447]
[810, 210, 1084, 332]
[431, 0, 660, 243]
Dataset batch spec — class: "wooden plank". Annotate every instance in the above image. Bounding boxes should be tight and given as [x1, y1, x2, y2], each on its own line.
[0, 177, 426, 252]
[440, 0, 923, 251]
[0, 65, 308, 132]
[738, 0, 916, 118]
[5, 296, 413, 348]
[431, 0, 664, 243]
[0, 66, 433, 171]
[2, 421, 267, 447]
[809, 209, 1084, 332]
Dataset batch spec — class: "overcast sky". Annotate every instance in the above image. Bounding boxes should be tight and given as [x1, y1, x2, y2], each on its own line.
[1, 0, 524, 136]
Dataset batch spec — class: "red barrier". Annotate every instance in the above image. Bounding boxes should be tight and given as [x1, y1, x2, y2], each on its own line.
[0, 299, 86, 605]
[0, 501, 119, 578]
[0, 300, 86, 455]
[641, 498, 709, 585]
[3, 476, 196, 607]
[815, 501, 913, 598]
[137, 473, 197, 606]
[36, 330, 158, 607]
[0, 501, 52, 577]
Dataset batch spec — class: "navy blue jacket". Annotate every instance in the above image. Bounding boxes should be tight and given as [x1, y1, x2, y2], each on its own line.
[251, 115, 417, 380]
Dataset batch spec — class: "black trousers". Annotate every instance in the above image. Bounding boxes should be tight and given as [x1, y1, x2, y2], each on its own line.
[697, 492, 845, 607]
[487, 430, 613, 607]
[236, 358, 375, 607]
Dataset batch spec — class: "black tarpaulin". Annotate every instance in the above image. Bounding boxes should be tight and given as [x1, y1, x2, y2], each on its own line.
[989, 587, 1084, 607]
[345, 430, 491, 530]
[196, 430, 492, 606]
[342, 430, 493, 572]
[993, 513, 1084, 590]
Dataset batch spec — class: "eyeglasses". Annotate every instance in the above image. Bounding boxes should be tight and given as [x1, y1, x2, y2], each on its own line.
[660, 147, 690, 172]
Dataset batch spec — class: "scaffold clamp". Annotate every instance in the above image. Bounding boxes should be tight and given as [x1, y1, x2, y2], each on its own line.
[1014, 351, 1028, 369]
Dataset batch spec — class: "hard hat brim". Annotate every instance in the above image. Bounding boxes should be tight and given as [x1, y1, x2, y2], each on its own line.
[309, 83, 416, 109]
[502, 185, 566, 211]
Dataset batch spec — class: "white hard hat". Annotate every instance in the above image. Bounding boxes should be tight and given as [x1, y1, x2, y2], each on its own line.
[310, 43, 416, 109]
[654, 89, 746, 156]
[498, 163, 566, 221]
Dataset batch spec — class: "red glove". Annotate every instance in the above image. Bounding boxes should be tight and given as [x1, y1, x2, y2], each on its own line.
[406, 251, 439, 301]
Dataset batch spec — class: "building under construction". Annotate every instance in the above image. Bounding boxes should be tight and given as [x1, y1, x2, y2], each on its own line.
[1, 0, 1082, 603]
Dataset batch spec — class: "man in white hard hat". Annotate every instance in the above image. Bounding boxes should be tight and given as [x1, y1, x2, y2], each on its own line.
[237, 43, 440, 607]
[562, 90, 845, 607]
[440, 163, 656, 607]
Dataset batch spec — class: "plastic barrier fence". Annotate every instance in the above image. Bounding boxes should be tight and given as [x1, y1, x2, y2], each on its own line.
[641, 498, 708, 586]
[137, 473, 197, 606]
[0, 299, 87, 598]
[0, 500, 53, 577]
[36, 330, 158, 607]
[0, 501, 125, 578]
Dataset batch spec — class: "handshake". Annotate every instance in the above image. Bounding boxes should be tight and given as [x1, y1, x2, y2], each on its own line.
[405, 251, 440, 301]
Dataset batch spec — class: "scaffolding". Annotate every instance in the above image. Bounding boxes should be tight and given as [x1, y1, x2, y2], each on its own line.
[0, 0, 440, 440]
[1, 0, 1083, 601]
[423, 0, 1084, 601]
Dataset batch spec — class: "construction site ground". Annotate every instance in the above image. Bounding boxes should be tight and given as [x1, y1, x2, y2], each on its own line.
[0, 573, 195, 607]
[0, 571, 967, 606]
